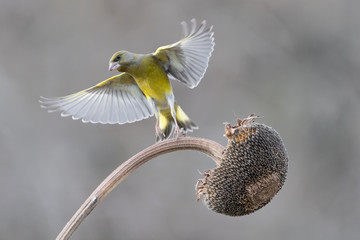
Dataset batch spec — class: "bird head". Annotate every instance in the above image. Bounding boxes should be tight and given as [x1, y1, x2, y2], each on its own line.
[108, 51, 135, 71]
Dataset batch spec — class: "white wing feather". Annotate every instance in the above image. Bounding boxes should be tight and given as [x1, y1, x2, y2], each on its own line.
[39, 73, 154, 124]
[155, 19, 215, 88]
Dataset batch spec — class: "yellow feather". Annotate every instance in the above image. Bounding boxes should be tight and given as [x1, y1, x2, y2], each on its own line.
[159, 112, 169, 131]
[175, 104, 190, 122]
[125, 55, 173, 104]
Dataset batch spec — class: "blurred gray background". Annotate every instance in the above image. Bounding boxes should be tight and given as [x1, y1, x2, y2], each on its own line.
[1, 0, 360, 239]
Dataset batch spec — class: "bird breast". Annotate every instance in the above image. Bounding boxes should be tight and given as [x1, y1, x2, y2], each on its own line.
[131, 56, 173, 102]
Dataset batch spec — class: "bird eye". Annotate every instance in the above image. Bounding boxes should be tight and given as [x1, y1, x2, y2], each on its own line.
[115, 55, 121, 61]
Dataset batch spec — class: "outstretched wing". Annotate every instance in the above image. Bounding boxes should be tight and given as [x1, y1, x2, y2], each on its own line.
[154, 19, 215, 89]
[39, 73, 154, 124]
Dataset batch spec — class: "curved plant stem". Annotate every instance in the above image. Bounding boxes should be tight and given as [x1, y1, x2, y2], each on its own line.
[56, 137, 224, 240]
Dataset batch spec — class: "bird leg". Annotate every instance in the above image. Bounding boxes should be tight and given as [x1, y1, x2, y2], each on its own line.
[155, 118, 165, 140]
[155, 118, 160, 134]
[170, 111, 180, 139]
[173, 124, 180, 139]
[166, 94, 180, 139]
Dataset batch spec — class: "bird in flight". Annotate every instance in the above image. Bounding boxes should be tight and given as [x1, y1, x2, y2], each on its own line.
[40, 19, 215, 141]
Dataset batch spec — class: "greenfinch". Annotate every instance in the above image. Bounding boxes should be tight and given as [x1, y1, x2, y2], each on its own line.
[40, 19, 215, 141]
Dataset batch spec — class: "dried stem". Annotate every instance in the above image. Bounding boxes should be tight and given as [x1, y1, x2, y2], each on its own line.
[56, 137, 224, 240]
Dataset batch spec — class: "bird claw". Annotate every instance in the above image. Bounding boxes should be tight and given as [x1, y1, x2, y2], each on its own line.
[155, 119, 165, 141]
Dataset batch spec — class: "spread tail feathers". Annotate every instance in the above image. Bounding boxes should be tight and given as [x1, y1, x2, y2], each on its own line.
[156, 104, 198, 141]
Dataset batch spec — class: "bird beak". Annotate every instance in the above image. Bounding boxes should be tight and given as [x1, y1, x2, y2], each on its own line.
[108, 62, 120, 71]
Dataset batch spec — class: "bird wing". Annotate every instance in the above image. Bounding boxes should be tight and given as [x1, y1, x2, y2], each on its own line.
[154, 19, 215, 89]
[39, 73, 154, 124]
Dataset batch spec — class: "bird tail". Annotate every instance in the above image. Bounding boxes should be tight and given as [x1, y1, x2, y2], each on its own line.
[156, 103, 198, 141]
